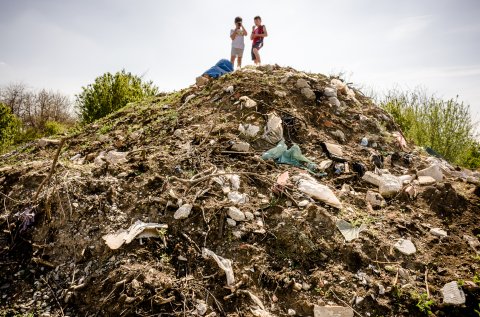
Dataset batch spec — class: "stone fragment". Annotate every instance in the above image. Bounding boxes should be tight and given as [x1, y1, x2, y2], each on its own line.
[365, 190, 386, 208]
[174, 204, 193, 220]
[301, 87, 316, 100]
[418, 175, 436, 185]
[227, 206, 245, 221]
[417, 164, 443, 181]
[430, 228, 447, 237]
[296, 78, 310, 89]
[394, 239, 416, 255]
[231, 141, 250, 152]
[441, 281, 465, 305]
[324, 87, 337, 97]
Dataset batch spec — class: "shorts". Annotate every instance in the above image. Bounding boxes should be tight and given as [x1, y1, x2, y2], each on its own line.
[251, 41, 263, 60]
[231, 47, 244, 57]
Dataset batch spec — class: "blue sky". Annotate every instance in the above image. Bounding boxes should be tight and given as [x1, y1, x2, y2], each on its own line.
[1, 0, 479, 123]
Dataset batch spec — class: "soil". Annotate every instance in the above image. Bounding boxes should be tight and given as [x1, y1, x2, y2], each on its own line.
[1, 65, 479, 317]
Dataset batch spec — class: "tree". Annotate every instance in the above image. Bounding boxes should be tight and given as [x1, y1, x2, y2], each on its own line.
[76, 70, 159, 123]
[0, 102, 20, 152]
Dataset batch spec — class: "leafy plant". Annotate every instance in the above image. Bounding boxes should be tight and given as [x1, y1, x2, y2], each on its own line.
[76, 69, 159, 123]
[413, 292, 434, 315]
[0, 102, 20, 152]
[379, 88, 479, 168]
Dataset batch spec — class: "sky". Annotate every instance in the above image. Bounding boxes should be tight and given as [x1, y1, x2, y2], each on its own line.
[1, 0, 480, 123]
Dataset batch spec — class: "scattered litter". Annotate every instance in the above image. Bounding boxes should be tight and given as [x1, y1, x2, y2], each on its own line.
[231, 141, 250, 152]
[262, 113, 284, 144]
[441, 281, 466, 305]
[174, 204, 193, 220]
[239, 123, 260, 137]
[430, 228, 447, 237]
[202, 248, 235, 286]
[294, 174, 343, 209]
[102, 220, 168, 250]
[336, 220, 367, 242]
[262, 140, 314, 171]
[225, 85, 234, 93]
[394, 238, 416, 255]
[228, 191, 249, 204]
[239, 96, 257, 109]
[320, 142, 345, 161]
[313, 305, 354, 317]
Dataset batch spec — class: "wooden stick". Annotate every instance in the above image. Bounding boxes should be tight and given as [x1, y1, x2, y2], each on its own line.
[33, 138, 66, 202]
[425, 268, 430, 298]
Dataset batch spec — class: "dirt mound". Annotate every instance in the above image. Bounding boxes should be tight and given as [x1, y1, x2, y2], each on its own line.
[1, 65, 479, 317]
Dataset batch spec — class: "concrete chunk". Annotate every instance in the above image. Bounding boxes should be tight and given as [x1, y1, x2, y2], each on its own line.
[314, 305, 354, 317]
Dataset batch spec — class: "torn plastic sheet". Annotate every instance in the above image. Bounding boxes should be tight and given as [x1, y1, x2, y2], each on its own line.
[102, 220, 168, 250]
[262, 140, 319, 174]
[336, 219, 367, 242]
[202, 248, 235, 286]
[262, 113, 283, 145]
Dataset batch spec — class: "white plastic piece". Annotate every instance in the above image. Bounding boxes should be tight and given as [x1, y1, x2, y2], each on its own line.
[202, 248, 235, 286]
[262, 113, 284, 144]
[102, 220, 168, 249]
[295, 175, 342, 209]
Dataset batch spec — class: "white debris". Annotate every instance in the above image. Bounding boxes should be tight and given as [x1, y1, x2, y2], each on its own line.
[226, 218, 237, 226]
[274, 90, 287, 97]
[239, 96, 257, 108]
[430, 228, 447, 237]
[441, 281, 466, 305]
[417, 164, 443, 181]
[225, 85, 234, 93]
[394, 239, 416, 255]
[318, 160, 333, 171]
[294, 174, 343, 209]
[231, 141, 250, 152]
[228, 191, 249, 204]
[336, 220, 367, 242]
[227, 206, 245, 222]
[263, 112, 284, 145]
[239, 124, 260, 137]
[314, 305, 354, 317]
[417, 175, 436, 185]
[102, 220, 168, 250]
[174, 204, 193, 220]
[202, 248, 235, 286]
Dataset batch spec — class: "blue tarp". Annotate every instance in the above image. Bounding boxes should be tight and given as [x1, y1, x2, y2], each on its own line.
[203, 59, 234, 79]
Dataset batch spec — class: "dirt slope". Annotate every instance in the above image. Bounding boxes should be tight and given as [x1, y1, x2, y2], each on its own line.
[1, 65, 479, 317]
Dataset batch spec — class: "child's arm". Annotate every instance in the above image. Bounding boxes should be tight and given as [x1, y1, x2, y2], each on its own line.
[230, 29, 237, 40]
[241, 25, 248, 36]
[250, 26, 255, 40]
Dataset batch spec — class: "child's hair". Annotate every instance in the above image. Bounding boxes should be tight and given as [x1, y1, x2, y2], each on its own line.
[235, 16, 242, 23]
[254, 16, 261, 20]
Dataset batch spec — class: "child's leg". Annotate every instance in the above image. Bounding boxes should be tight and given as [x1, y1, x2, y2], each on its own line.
[230, 55, 236, 67]
[253, 48, 261, 65]
[237, 56, 242, 68]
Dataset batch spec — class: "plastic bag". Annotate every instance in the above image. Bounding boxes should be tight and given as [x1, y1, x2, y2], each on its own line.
[261, 140, 287, 160]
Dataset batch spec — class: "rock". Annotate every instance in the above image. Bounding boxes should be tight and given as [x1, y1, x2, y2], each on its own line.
[196, 300, 208, 315]
[398, 174, 415, 184]
[318, 160, 333, 171]
[418, 175, 436, 185]
[226, 218, 237, 226]
[228, 191, 249, 204]
[331, 130, 346, 143]
[360, 137, 368, 147]
[417, 164, 443, 181]
[441, 281, 465, 305]
[466, 176, 480, 185]
[301, 87, 316, 100]
[394, 239, 416, 255]
[378, 174, 402, 197]
[324, 87, 337, 97]
[227, 206, 245, 221]
[231, 141, 250, 152]
[296, 78, 310, 89]
[298, 200, 309, 207]
[430, 228, 447, 237]
[328, 97, 341, 108]
[288, 308, 296, 315]
[274, 90, 287, 97]
[173, 129, 183, 138]
[292, 282, 302, 291]
[38, 138, 61, 148]
[362, 171, 383, 186]
[314, 305, 354, 317]
[365, 190, 386, 208]
[463, 234, 480, 253]
[105, 150, 129, 164]
[174, 204, 192, 219]
[321, 142, 344, 159]
[244, 211, 254, 221]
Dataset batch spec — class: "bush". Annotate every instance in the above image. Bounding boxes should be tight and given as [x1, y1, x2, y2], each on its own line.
[76, 70, 159, 123]
[379, 88, 478, 168]
[0, 103, 20, 152]
[44, 120, 67, 136]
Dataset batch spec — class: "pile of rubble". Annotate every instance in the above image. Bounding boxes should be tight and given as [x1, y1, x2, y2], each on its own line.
[1, 64, 479, 316]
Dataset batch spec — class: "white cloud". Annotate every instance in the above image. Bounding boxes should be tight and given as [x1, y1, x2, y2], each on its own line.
[0, 61, 6, 66]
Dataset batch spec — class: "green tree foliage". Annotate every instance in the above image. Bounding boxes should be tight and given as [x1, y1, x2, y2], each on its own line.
[76, 70, 158, 123]
[0, 102, 20, 152]
[379, 88, 479, 168]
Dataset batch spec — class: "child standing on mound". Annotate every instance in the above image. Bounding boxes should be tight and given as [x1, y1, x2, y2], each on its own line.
[251, 16, 268, 65]
[230, 16, 248, 69]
